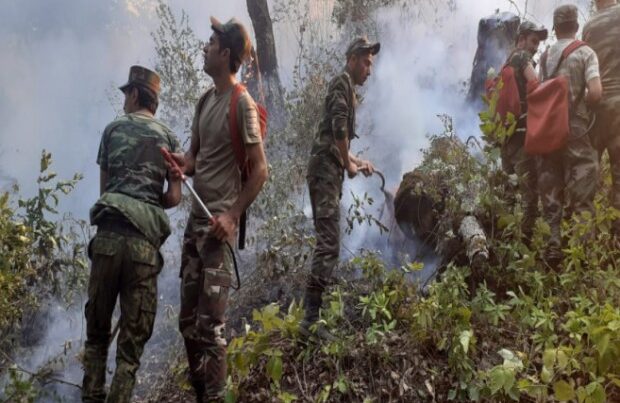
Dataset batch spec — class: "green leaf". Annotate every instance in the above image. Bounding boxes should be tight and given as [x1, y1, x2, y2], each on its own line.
[266, 355, 283, 384]
[543, 349, 556, 369]
[459, 330, 473, 354]
[554, 380, 575, 401]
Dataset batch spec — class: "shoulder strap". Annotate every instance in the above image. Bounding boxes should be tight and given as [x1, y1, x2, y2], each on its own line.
[550, 40, 587, 78]
[229, 83, 247, 171]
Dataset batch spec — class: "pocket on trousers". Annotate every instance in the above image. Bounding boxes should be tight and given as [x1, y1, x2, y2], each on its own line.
[91, 234, 121, 257]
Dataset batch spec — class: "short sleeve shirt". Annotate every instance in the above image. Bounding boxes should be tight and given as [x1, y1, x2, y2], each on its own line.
[583, 4, 620, 104]
[97, 112, 180, 207]
[542, 39, 600, 130]
[191, 86, 261, 217]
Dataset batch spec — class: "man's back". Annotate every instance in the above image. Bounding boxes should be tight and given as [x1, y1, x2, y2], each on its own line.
[583, 4, 620, 100]
[542, 39, 600, 130]
[98, 112, 179, 207]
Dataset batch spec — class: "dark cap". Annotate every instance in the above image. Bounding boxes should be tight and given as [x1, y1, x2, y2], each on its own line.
[210, 16, 252, 67]
[118, 65, 160, 96]
[346, 36, 381, 59]
[554, 4, 579, 26]
[517, 20, 548, 40]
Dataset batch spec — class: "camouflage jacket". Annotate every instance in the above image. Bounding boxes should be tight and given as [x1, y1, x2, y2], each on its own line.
[307, 71, 357, 178]
[91, 112, 180, 247]
[583, 4, 620, 104]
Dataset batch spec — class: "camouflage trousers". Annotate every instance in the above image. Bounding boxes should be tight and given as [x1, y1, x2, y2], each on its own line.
[502, 138, 539, 237]
[179, 217, 233, 401]
[537, 129, 599, 248]
[306, 172, 343, 292]
[593, 97, 620, 234]
[82, 227, 162, 403]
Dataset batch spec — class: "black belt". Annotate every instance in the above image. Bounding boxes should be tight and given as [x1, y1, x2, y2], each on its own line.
[98, 218, 144, 238]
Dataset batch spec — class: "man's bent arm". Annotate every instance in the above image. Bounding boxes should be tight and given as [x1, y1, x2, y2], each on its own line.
[336, 138, 352, 170]
[162, 177, 182, 209]
[229, 142, 268, 220]
[183, 128, 200, 176]
[585, 77, 603, 105]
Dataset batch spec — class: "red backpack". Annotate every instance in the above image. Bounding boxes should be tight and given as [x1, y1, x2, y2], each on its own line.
[485, 57, 523, 127]
[525, 40, 586, 155]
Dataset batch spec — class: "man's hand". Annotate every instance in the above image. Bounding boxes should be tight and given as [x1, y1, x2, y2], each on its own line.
[165, 152, 186, 181]
[346, 162, 358, 179]
[357, 160, 375, 177]
[209, 211, 238, 242]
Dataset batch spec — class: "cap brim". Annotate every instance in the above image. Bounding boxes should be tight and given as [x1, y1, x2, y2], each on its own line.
[118, 82, 131, 92]
[367, 42, 381, 55]
[210, 16, 225, 34]
[534, 29, 549, 41]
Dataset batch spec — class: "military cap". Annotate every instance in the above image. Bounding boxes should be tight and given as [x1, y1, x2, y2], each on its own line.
[210, 16, 252, 67]
[554, 4, 579, 26]
[517, 20, 548, 40]
[118, 65, 160, 96]
[346, 37, 381, 59]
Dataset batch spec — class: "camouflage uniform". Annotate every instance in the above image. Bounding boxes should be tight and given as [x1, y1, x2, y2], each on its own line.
[178, 216, 233, 400]
[83, 66, 180, 403]
[501, 49, 539, 238]
[537, 7, 601, 261]
[305, 71, 356, 298]
[584, 4, 620, 234]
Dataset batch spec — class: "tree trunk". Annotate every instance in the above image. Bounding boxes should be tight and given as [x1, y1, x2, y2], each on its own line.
[466, 12, 520, 107]
[245, 0, 286, 129]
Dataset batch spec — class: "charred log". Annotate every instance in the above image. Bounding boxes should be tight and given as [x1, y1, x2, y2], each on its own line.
[466, 11, 520, 107]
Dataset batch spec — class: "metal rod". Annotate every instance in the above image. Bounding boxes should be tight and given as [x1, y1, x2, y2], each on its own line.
[160, 147, 213, 219]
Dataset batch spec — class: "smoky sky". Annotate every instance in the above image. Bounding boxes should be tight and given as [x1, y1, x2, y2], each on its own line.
[0, 0, 257, 219]
[0, 0, 592, 221]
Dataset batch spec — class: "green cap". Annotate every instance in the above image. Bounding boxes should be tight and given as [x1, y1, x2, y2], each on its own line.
[554, 4, 579, 26]
[517, 20, 548, 40]
[346, 36, 381, 59]
[118, 65, 160, 96]
[210, 16, 252, 67]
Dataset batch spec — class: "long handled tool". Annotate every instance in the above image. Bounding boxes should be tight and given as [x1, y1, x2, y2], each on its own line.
[160, 148, 241, 290]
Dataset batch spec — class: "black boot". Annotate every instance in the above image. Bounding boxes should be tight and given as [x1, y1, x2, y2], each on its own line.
[192, 381, 206, 403]
[299, 288, 322, 337]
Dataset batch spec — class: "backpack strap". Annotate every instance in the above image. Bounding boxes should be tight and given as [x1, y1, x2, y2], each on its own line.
[550, 40, 587, 78]
[228, 83, 247, 174]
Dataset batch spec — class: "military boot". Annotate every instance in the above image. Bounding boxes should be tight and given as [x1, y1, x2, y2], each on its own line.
[299, 288, 322, 336]
[191, 381, 206, 403]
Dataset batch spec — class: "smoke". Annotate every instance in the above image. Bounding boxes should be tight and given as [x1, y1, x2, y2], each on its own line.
[0, 0, 594, 399]
[340, 0, 591, 279]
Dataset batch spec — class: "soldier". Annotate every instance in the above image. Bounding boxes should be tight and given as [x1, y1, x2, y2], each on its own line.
[394, 136, 490, 272]
[82, 65, 181, 402]
[169, 17, 268, 402]
[301, 37, 380, 336]
[537, 5, 602, 266]
[583, 0, 620, 237]
[501, 21, 547, 242]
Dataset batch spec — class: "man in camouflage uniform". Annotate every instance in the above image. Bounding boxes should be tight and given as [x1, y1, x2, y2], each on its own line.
[169, 17, 268, 402]
[584, 0, 620, 236]
[501, 21, 547, 241]
[301, 37, 380, 336]
[537, 5, 603, 266]
[82, 66, 181, 402]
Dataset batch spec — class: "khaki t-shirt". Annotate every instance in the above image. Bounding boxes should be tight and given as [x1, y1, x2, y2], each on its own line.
[191, 86, 261, 218]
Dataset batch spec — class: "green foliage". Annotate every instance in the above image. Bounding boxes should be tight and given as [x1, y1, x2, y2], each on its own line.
[0, 151, 87, 348]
